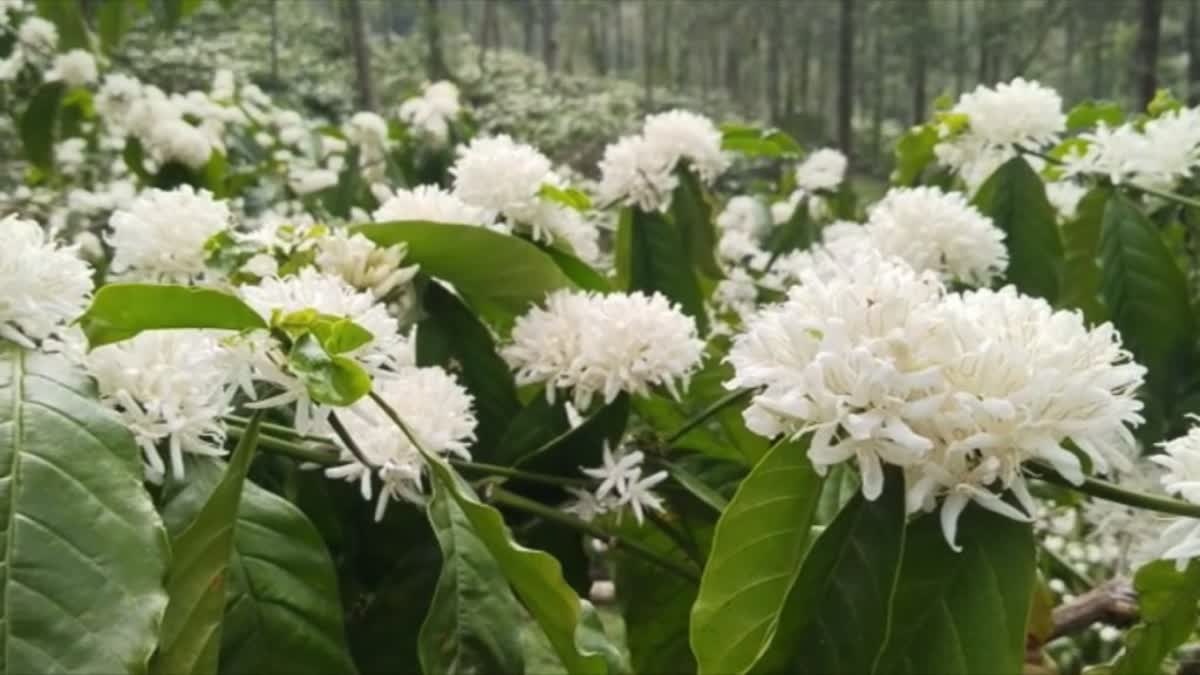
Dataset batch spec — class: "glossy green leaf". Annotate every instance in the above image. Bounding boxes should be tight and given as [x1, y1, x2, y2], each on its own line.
[492, 392, 629, 481]
[690, 438, 824, 675]
[813, 464, 860, 526]
[416, 282, 520, 452]
[634, 395, 742, 463]
[973, 157, 1063, 302]
[1058, 187, 1109, 322]
[539, 183, 592, 211]
[423, 457, 626, 674]
[35, 0, 89, 49]
[1112, 560, 1200, 675]
[161, 460, 356, 675]
[287, 333, 372, 406]
[78, 284, 267, 348]
[1101, 193, 1195, 436]
[540, 244, 612, 292]
[876, 504, 1036, 675]
[1066, 100, 1126, 131]
[616, 207, 707, 331]
[19, 81, 66, 172]
[419, 479, 527, 674]
[764, 194, 815, 265]
[672, 167, 724, 279]
[153, 414, 263, 675]
[890, 124, 938, 186]
[720, 124, 801, 158]
[354, 221, 574, 332]
[0, 344, 169, 674]
[753, 469, 905, 674]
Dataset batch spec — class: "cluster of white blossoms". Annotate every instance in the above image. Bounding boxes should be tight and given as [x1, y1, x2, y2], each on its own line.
[503, 290, 704, 410]
[397, 80, 461, 143]
[597, 109, 728, 211]
[794, 148, 848, 193]
[373, 184, 493, 228]
[0, 12, 56, 82]
[569, 444, 667, 525]
[0, 214, 92, 347]
[1148, 420, 1200, 569]
[315, 230, 419, 299]
[84, 331, 237, 483]
[728, 253, 1146, 549]
[345, 111, 391, 182]
[1064, 108, 1200, 189]
[106, 186, 231, 283]
[935, 78, 1065, 191]
[325, 364, 477, 520]
[45, 48, 97, 87]
[451, 134, 598, 261]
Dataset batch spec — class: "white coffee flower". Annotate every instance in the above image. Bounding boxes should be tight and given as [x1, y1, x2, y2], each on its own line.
[1131, 108, 1200, 188]
[314, 229, 419, 299]
[0, 214, 92, 347]
[580, 444, 667, 525]
[1062, 124, 1147, 185]
[503, 290, 704, 410]
[717, 196, 767, 236]
[147, 119, 214, 169]
[596, 134, 677, 212]
[94, 74, 143, 125]
[864, 186, 1008, 286]
[46, 49, 97, 86]
[325, 366, 476, 520]
[950, 77, 1065, 149]
[17, 16, 56, 52]
[85, 330, 235, 483]
[795, 149, 848, 192]
[452, 134, 553, 221]
[641, 109, 729, 183]
[345, 111, 389, 151]
[107, 186, 230, 282]
[289, 168, 338, 195]
[1153, 419, 1200, 504]
[373, 184, 492, 227]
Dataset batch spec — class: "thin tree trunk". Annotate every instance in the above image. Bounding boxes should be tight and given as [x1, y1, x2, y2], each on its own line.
[540, 0, 558, 71]
[1064, 4, 1075, 100]
[799, 11, 811, 115]
[346, 0, 376, 110]
[269, 0, 279, 82]
[424, 0, 450, 81]
[871, 16, 884, 160]
[1190, 0, 1200, 105]
[978, 0, 991, 83]
[766, 0, 783, 123]
[954, 0, 965, 93]
[641, 0, 654, 110]
[612, 0, 623, 72]
[522, 0, 536, 54]
[1132, 0, 1164, 109]
[837, 0, 854, 154]
[481, 0, 500, 71]
[911, 0, 928, 125]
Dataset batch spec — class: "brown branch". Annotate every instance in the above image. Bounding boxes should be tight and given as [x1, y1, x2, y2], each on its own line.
[1048, 577, 1138, 641]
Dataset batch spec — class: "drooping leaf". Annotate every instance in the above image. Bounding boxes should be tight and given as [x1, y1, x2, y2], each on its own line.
[1101, 193, 1195, 437]
[0, 344, 169, 674]
[160, 460, 357, 675]
[1112, 560, 1200, 675]
[422, 458, 626, 674]
[876, 504, 1037, 675]
[616, 207, 707, 331]
[752, 469, 905, 674]
[354, 221, 574, 332]
[19, 81, 66, 172]
[689, 438, 824, 675]
[973, 156, 1064, 302]
[153, 414, 264, 675]
[416, 282, 521, 452]
[419, 479, 527, 674]
[1058, 187, 1109, 322]
[671, 167, 724, 279]
[78, 284, 267, 348]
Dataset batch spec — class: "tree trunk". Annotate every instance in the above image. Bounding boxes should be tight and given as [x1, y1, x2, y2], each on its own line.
[480, 0, 500, 70]
[837, 0, 854, 154]
[1133, 0, 1164, 109]
[871, 15, 884, 160]
[346, 0, 376, 110]
[1064, 3, 1075, 100]
[799, 9, 811, 115]
[911, 0, 928, 125]
[954, 0, 965, 94]
[424, 0, 450, 81]
[641, 0, 654, 110]
[766, 0, 784, 123]
[612, 0, 623, 73]
[522, 0, 536, 54]
[1190, 0, 1200, 105]
[589, 10, 607, 75]
[978, 0, 991, 83]
[269, 0, 279, 82]
[540, 0, 558, 71]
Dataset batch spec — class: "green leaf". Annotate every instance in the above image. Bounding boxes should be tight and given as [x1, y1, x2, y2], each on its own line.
[419, 479, 527, 674]
[98, 0, 137, 52]
[492, 392, 629, 479]
[20, 82, 66, 172]
[123, 136, 152, 182]
[1066, 100, 1126, 131]
[890, 124, 938, 186]
[720, 124, 801, 158]
[539, 183, 593, 211]
[764, 195, 815, 264]
[1101, 192, 1195, 436]
[973, 157, 1063, 301]
[752, 469, 905, 674]
[672, 167, 724, 279]
[422, 458, 626, 674]
[287, 333, 372, 406]
[813, 464, 860, 526]
[540, 244, 612, 292]
[160, 460, 356, 675]
[616, 207, 707, 331]
[154, 414, 264, 675]
[876, 504, 1036, 675]
[1058, 188, 1109, 322]
[615, 520, 707, 674]
[354, 221, 574, 332]
[416, 282, 521, 452]
[0, 344, 169, 674]
[1113, 560, 1200, 675]
[35, 0, 89, 49]
[689, 438, 824, 675]
[78, 284, 267, 348]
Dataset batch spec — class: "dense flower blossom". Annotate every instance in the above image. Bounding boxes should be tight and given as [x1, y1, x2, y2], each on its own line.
[579, 444, 668, 525]
[0, 214, 92, 346]
[17, 16, 56, 51]
[289, 168, 338, 195]
[716, 196, 766, 235]
[397, 80, 461, 142]
[794, 148, 848, 192]
[951, 78, 1065, 148]
[452, 134, 553, 220]
[728, 254, 1145, 550]
[107, 186, 230, 282]
[1057, 115, 1200, 189]
[372, 184, 492, 227]
[325, 365, 476, 520]
[85, 330, 235, 482]
[503, 290, 704, 409]
[314, 230, 419, 299]
[46, 49, 97, 86]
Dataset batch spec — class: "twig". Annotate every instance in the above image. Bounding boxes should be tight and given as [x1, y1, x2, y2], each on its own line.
[664, 388, 753, 445]
[1029, 461, 1200, 519]
[1048, 577, 1137, 641]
